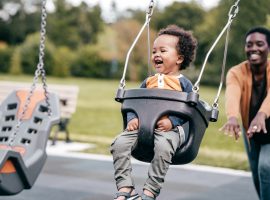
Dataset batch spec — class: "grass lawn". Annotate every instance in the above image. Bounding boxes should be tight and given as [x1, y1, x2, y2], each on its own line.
[0, 74, 249, 170]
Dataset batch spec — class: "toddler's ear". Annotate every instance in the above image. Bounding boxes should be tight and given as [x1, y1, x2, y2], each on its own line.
[176, 55, 184, 65]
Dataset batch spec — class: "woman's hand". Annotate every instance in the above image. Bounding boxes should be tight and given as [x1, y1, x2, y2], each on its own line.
[247, 112, 267, 138]
[126, 118, 139, 131]
[219, 117, 241, 140]
[156, 117, 173, 132]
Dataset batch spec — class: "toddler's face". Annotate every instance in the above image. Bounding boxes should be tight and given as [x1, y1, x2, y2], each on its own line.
[152, 34, 183, 75]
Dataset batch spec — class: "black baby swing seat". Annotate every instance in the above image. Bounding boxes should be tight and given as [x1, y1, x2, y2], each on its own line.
[116, 89, 216, 165]
[115, 0, 240, 165]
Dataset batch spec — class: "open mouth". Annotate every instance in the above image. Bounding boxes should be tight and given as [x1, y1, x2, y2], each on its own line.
[249, 53, 260, 60]
[248, 52, 260, 60]
[154, 60, 163, 65]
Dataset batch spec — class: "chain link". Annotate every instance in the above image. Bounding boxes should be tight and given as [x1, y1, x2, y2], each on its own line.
[8, 0, 50, 146]
[212, 24, 231, 108]
[193, 0, 240, 93]
[147, 0, 155, 76]
[211, 0, 240, 108]
[228, 0, 240, 19]
[146, 0, 154, 21]
[228, 5, 239, 19]
[119, 0, 155, 89]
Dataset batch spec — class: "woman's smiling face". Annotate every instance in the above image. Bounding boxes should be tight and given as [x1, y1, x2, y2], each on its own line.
[245, 32, 270, 66]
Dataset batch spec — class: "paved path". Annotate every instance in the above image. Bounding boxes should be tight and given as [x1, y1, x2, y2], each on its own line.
[1, 142, 258, 200]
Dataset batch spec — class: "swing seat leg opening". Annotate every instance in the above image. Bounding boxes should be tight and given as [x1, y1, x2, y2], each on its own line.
[0, 151, 28, 195]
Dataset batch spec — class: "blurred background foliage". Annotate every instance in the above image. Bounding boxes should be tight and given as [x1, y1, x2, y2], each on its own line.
[0, 0, 270, 84]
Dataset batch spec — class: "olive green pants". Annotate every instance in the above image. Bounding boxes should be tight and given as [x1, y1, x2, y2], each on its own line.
[110, 128, 183, 196]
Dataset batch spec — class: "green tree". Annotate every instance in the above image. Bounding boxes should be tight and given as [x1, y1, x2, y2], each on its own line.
[0, 42, 12, 73]
[10, 47, 22, 75]
[194, 0, 270, 85]
[70, 45, 111, 78]
[228, 0, 270, 66]
[113, 19, 157, 81]
[266, 15, 270, 28]
[19, 33, 55, 75]
[154, 2, 205, 31]
[52, 46, 74, 77]
[47, 0, 104, 49]
[0, 0, 41, 45]
[93, 25, 122, 78]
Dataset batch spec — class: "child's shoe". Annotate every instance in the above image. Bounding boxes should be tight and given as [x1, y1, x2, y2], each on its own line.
[141, 193, 156, 200]
[114, 191, 140, 200]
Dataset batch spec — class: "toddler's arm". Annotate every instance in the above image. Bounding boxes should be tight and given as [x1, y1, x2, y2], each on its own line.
[126, 118, 139, 131]
[156, 117, 173, 132]
[168, 116, 185, 128]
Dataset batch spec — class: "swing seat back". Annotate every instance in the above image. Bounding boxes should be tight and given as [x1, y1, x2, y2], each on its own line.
[0, 90, 60, 195]
[116, 88, 217, 165]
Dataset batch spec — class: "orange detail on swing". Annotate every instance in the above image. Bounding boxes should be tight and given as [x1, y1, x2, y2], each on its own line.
[0, 160, 16, 173]
[0, 145, 26, 173]
[16, 90, 45, 120]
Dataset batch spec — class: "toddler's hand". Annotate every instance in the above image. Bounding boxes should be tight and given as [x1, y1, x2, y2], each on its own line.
[156, 117, 172, 132]
[126, 118, 139, 131]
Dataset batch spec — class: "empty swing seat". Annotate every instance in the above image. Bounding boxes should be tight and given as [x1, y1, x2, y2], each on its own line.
[0, 90, 60, 195]
[116, 88, 218, 165]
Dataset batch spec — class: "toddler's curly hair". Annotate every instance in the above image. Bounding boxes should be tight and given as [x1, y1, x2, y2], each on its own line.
[158, 25, 197, 69]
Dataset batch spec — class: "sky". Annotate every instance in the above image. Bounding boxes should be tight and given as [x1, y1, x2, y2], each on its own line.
[53, 0, 220, 22]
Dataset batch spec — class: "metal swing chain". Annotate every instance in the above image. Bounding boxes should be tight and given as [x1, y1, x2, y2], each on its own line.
[147, 25, 152, 75]
[192, 0, 240, 94]
[8, 0, 51, 146]
[212, 0, 240, 109]
[35, 0, 51, 115]
[147, 0, 154, 76]
[119, 0, 155, 89]
[212, 22, 231, 109]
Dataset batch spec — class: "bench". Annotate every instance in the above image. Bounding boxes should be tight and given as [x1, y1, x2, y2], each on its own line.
[0, 81, 79, 145]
